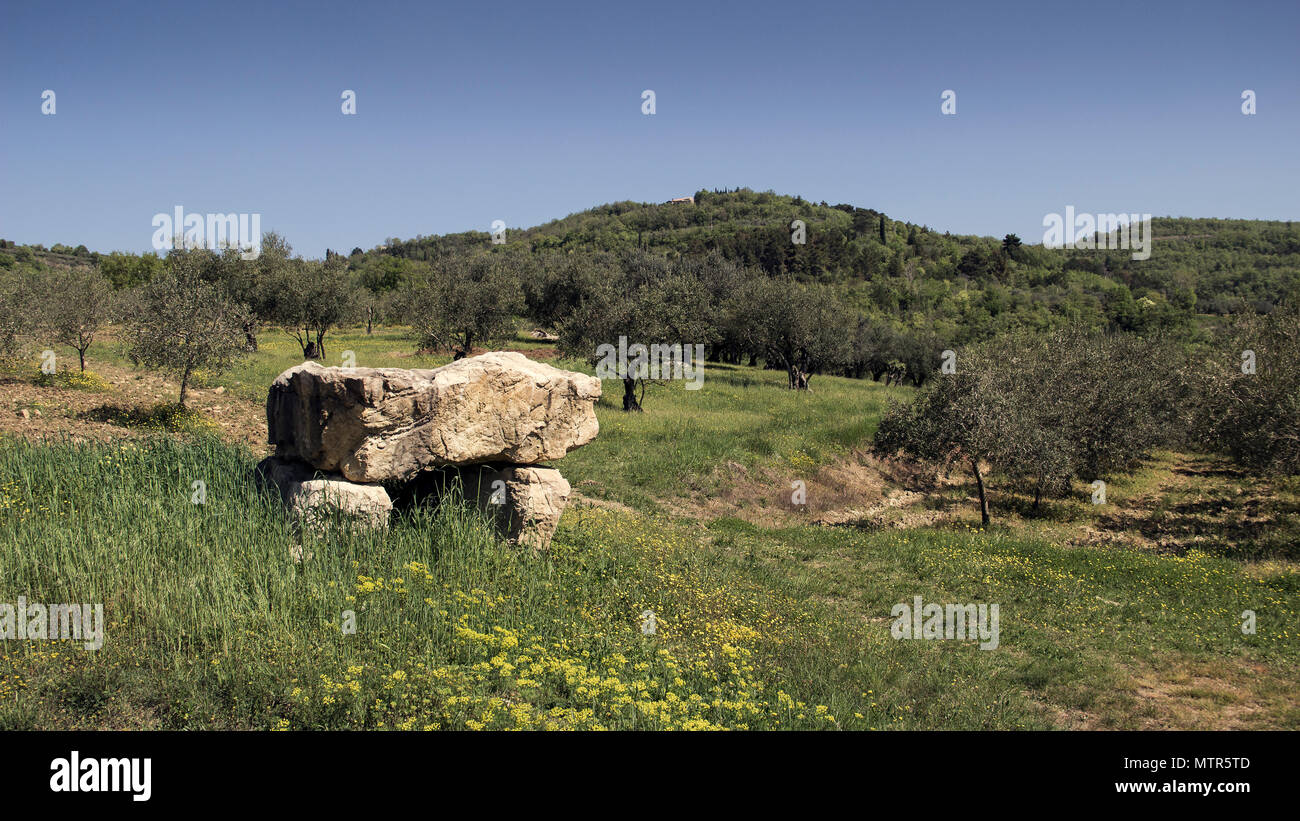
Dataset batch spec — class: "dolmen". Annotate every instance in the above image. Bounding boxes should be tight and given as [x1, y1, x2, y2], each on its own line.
[256, 351, 601, 550]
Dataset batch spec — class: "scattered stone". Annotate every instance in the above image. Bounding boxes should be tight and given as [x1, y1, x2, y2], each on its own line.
[445, 464, 571, 551]
[394, 463, 572, 550]
[484, 465, 571, 551]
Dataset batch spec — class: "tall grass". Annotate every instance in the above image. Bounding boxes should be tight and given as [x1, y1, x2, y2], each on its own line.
[1, 435, 954, 730]
[9, 327, 1297, 729]
[3, 434, 1296, 729]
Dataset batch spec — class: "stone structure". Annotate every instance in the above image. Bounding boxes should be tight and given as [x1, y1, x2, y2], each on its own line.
[259, 352, 599, 550]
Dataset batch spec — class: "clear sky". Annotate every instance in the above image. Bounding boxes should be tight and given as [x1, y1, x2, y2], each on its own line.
[2, 0, 1297, 258]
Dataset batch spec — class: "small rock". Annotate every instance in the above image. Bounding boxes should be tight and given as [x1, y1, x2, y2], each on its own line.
[256, 456, 392, 530]
[466, 464, 571, 551]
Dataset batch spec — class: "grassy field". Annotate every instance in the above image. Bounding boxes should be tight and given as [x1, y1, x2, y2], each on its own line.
[1, 327, 1297, 729]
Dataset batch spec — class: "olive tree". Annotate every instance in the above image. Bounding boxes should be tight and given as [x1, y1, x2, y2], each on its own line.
[403, 251, 524, 359]
[874, 329, 1189, 523]
[873, 347, 1011, 523]
[36, 267, 114, 371]
[557, 251, 715, 411]
[725, 277, 852, 390]
[0, 268, 38, 360]
[124, 250, 250, 407]
[266, 254, 359, 360]
[1193, 302, 1300, 474]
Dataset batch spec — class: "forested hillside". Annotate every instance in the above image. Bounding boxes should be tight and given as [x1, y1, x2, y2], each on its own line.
[360, 188, 1300, 346]
[4, 187, 1297, 392]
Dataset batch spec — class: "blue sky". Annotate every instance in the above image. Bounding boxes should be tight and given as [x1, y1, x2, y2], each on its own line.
[2, 0, 1297, 258]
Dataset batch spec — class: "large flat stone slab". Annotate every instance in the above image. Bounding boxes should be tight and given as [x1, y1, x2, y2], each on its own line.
[267, 352, 601, 482]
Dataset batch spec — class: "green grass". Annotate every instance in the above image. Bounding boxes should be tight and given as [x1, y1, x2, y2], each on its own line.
[562, 364, 908, 510]
[711, 518, 1299, 723]
[7, 325, 1297, 730]
[3, 434, 1296, 729]
[0, 435, 883, 729]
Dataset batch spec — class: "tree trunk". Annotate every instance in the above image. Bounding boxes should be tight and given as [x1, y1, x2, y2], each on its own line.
[622, 377, 642, 412]
[971, 458, 990, 525]
[453, 332, 472, 360]
[366, 307, 373, 335]
[179, 368, 190, 408]
[79, 348, 86, 372]
[787, 367, 811, 390]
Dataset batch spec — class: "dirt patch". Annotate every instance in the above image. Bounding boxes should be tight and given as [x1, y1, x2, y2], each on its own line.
[1118, 656, 1291, 730]
[671, 450, 961, 528]
[1081, 454, 1299, 559]
[812, 485, 960, 530]
[500, 346, 559, 360]
[569, 491, 637, 515]
[0, 359, 269, 455]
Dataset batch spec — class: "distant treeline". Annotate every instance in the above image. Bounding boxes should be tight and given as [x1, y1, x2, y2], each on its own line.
[1, 192, 1295, 487]
[368, 188, 1300, 330]
[2, 187, 1297, 415]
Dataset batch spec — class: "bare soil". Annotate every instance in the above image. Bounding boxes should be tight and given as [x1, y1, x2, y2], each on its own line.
[1, 358, 269, 455]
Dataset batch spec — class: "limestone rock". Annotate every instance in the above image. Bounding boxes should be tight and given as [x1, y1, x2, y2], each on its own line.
[399, 464, 572, 551]
[256, 455, 392, 529]
[473, 465, 572, 551]
[267, 352, 600, 483]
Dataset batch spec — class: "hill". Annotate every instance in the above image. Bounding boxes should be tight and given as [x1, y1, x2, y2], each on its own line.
[5, 189, 1298, 348]
[358, 189, 1300, 345]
